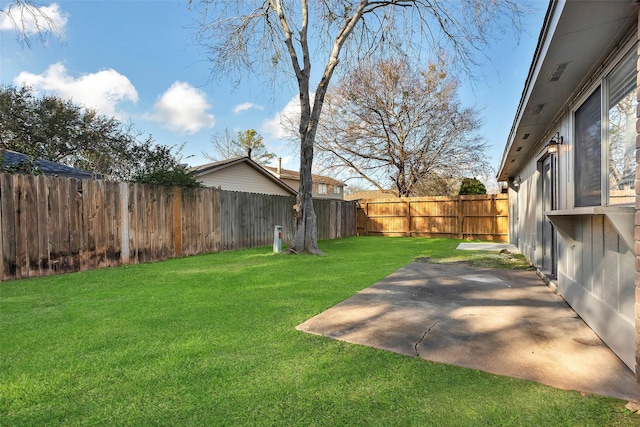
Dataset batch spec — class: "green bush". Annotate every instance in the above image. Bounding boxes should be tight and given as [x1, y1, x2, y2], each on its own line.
[458, 177, 486, 195]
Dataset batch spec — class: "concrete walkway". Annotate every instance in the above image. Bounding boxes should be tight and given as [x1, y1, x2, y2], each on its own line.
[297, 260, 640, 401]
[456, 242, 520, 253]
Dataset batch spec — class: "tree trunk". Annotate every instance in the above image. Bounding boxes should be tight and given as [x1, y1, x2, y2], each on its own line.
[274, 0, 365, 255]
[287, 124, 325, 255]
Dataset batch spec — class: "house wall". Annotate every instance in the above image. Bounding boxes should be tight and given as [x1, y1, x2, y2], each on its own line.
[333, 185, 344, 199]
[509, 35, 637, 371]
[198, 162, 293, 196]
[509, 160, 538, 262]
[278, 177, 345, 200]
[280, 177, 299, 191]
[313, 182, 344, 200]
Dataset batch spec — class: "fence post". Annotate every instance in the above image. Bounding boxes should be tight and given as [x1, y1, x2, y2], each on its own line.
[405, 200, 411, 237]
[173, 186, 182, 257]
[354, 203, 360, 236]
[364, 202, 369, 236]
[330, 200, 335, 239]
[120, 182, 130, 264]
[457, 196, 464, 239]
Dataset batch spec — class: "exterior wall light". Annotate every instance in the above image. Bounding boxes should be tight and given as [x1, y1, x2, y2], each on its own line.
[546, 132, 563, 154]
[508, 176, 521, 191]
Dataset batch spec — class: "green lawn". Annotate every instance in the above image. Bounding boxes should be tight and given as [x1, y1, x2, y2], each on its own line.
[1, 236, 637, 426]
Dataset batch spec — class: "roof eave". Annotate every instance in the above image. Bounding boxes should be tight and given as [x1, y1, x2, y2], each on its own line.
[497, 0, 560, 181]
[497, 0, 638, 182]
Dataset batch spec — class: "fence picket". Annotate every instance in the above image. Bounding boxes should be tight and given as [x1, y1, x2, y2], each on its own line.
[68, 179, 82, 272]
[80, 180, 92, 271]
[24, 175, 39, 276]
[14, 175, 28, 278]
[1, 174, 16, 279]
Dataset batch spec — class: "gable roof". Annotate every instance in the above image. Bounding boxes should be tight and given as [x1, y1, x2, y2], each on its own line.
[263, 166, 346, 187]
[191, 156, 297, 195]
[498, 0, 637, 182]
[1, 149, 96, 180]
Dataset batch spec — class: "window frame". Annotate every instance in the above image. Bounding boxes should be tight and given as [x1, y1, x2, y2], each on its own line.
[571, 41, 637, 208]
[574, 86, 602, 207]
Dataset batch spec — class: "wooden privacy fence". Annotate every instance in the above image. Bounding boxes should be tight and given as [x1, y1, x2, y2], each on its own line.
[0, 173, 356, 281]
[356, 195, 509, 241]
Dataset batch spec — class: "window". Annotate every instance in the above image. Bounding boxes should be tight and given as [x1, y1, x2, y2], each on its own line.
[575, 88, 602, 207]
[333, 186, 341, 194]
[574, 48, 637, 206]
[607, 52, 637, 204]
[317, 183, 328, 194]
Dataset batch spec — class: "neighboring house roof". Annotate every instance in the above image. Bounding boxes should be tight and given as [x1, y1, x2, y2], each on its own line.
[0, 149, 95, 180]
[191, 156, 297, 196]
[263, 165, 346, 187]
[497, 0, 637, 182]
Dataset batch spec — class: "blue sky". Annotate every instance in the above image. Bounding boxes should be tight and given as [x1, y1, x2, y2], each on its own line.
[0, 0, 547, 188]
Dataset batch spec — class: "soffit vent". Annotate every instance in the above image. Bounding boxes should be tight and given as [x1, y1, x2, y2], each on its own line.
[532, 103, 545, 115]
[549, 62, 570, 82]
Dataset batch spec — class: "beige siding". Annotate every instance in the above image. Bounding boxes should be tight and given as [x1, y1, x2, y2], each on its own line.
[280, 177, 299, 191]
[268, 176, 344, 199]
[198, 163, 292, 196]
[332, 185, 344, 199]
[313, 183, 344, 200]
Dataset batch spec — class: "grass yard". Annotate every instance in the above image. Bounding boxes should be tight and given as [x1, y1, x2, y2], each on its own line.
[1, 236, 637, 426]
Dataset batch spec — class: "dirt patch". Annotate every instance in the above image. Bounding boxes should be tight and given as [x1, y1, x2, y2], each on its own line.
[416, 250, 534, 271]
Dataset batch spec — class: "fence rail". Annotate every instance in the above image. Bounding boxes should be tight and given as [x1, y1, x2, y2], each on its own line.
[356, 195, 509, 242]
[0, 173, 356, 281]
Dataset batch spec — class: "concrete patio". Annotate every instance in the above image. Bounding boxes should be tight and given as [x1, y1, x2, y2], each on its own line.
[297, 258, 640, 401]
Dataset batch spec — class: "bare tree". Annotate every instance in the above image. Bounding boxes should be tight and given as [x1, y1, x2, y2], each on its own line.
[204, 128, 276, 164]
[2, 0, 66, 47]
[411, 172, 461, 197]
[191, 0, 525, 254]
[315, 58, 488, 197]
[203, 128, 237, 161]
[608, 93, 636, 193]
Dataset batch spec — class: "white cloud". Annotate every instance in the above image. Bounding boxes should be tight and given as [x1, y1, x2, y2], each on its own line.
[14, 63, 138, 117]
[260, 95, 302, 140]
[0, 2, 67, 35]
[233, 102, 264, 114]
[145, 82, 215, 134]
